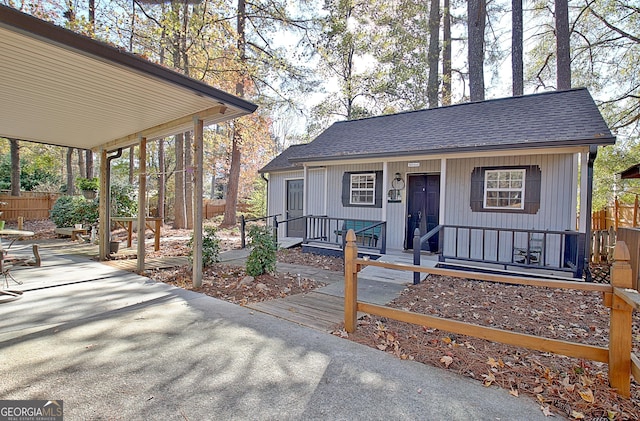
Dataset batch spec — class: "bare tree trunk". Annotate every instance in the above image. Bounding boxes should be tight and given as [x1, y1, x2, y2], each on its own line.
[512, 0, 523, 96]
[78, 148, 85, 178]
[427, 0, 441, 108]
[88, 0, 95, 36]
[174, 133, 186, 228]
[9, 139, 20, 196]
[555, 0, 571, 90]
[184, 131, 194, 229]
[468, 0, 486, 101]
[442, 0, 451, 105]
[66, 148, 75, 195]
[158, 138, 165, 219]
[222, 0, 246, 227]
[223, 127, 242, 227]
[86, 150, 94, 179]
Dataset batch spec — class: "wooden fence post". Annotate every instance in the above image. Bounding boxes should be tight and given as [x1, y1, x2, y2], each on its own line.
[344, 229, 358, 333]
[609, 240, 633, 397]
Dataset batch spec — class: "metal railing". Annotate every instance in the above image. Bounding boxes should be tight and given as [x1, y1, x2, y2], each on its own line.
[422, 224, 586, 278]
[276, 215, 387, 254]
[240, 214, 280, 248]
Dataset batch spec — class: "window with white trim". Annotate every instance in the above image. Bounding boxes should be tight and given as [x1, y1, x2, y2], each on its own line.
[483, 169, 525, 210]
[350, 173, 376, 205]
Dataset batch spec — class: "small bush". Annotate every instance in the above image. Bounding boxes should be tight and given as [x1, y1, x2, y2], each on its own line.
[50, 195, 98, 227]
[188, 225, 220, 267]
[246, 225, 277, 276]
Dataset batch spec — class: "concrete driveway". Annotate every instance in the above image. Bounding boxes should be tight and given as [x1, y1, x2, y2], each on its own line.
[0, 244, 553, 420]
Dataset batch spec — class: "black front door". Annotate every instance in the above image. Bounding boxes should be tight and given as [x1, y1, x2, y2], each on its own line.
[286, 179, 304, 237]
[405, 174, 440, 251]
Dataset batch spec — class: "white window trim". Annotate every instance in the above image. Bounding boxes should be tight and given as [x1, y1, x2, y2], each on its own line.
[350, 173, 376, 206]
[483, 169, 526, 210]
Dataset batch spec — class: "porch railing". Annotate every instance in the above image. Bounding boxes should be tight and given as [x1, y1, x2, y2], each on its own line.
[435, 225, 585, 278]
[240, 214, 280, 248]
[277, 215, 387, 254]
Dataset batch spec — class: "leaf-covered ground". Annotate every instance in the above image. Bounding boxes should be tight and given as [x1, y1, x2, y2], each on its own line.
[336, 275, 640, 419]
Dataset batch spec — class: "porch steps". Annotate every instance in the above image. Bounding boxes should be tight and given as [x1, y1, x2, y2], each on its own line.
[278, 237, 303, 249]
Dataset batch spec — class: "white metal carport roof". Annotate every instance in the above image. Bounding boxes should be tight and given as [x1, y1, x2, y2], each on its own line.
[0, 5, 257, 151]
[0, 5, 257, 286]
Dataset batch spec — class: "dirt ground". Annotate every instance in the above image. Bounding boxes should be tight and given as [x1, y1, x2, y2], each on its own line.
[19, 219, 640, 419]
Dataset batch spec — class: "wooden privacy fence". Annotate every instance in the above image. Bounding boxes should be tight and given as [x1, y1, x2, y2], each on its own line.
[0, 193, 59, 221]
[592, 197, 640, 230]
[343, 230, 640, 397]
[203, 201, 250, 219]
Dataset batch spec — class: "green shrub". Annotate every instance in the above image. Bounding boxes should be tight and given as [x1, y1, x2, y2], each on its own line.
[246, 225, 277, 276]
[50, 195, 98, 227]
[110, 182, 137, 217]
[188, 225, 221, 267]
[77, 177, 99, 191]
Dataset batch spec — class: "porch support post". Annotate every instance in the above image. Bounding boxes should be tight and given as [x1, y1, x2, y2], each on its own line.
[193, 118, 204, 288]
[439, 158, 447, 225]
[136, 137, 147, 274]
[382, 161, 388, 222]
[303, 164, 308, 216]
[323, 167, 328, 215]
[98, 149, 108, 260]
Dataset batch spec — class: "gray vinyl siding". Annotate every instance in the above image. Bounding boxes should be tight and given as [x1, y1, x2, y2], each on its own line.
[307, 168, 326, 216]
[442, 154, 576, 266]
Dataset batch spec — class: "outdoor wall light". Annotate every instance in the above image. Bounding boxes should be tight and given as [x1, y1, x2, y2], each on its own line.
[391, 173, 405, 190]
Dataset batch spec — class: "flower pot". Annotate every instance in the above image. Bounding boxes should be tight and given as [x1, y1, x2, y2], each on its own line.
[109, 240, 120, 254]
[82, 190, 97, 200]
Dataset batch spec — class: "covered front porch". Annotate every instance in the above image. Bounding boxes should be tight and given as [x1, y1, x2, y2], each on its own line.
[268, 215, 587, 280]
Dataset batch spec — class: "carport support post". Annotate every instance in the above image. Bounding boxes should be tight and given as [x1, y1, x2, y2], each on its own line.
[137, 137, 147, 274]
[192, 118, 204, 288]
[344, 229, 358, 333]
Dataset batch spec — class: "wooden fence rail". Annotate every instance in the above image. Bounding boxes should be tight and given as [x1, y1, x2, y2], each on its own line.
[344, 229, 639, 397]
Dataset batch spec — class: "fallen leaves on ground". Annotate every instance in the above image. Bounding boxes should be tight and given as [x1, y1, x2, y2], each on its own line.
[148, 264, 325, 305]
[339, 275, 640, 420]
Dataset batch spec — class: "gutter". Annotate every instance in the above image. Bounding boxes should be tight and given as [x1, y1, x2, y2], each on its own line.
[584, 145, 598, 281]
[261, 173, 269, 217]
[106, 148, 123, 241]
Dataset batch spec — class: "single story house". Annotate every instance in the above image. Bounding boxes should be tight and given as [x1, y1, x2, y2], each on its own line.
[259, 88, 616, 278]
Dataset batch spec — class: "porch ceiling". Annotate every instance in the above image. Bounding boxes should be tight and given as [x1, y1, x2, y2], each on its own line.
[0, 5, 257, 151]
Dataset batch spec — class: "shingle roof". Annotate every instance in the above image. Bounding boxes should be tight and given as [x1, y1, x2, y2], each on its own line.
[259, 143, 308, 173]
[260, 88, 615, 173]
